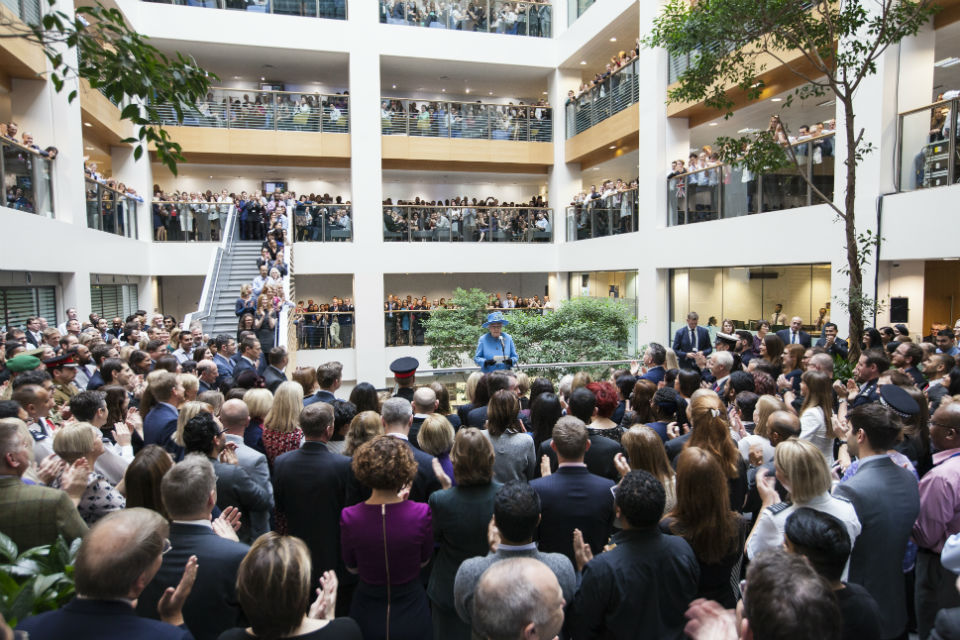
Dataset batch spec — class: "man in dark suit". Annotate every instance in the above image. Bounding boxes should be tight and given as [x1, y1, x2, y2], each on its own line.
[531, 416, 615, 565]
[231, 335, 261, 380]
[834, 402, 920, 640]
[892, 341, 927, 389]
[24, 317, 42, 348]
[212, 335, 236, 388]
[17, 509, 194, 640]
[304, 360, 342, 406]
[834, 349, 886, 408]
[411, 386, 438, 446]
[273, 402, 353, 607]
[467, 371, 515, 428]
[638, 342, 667, 385]
[196, 359, 218, 394]
[137, 455, 249, 640]
[814, 322, 848, 359]
[568, 469, 699, 640]
[776, 316, 812, 348]
[539, 387, 621, 481]
[181, 411, 273, 545]
[379, 396, 441, 503]
[262, 347, 288, 393]
[142, 371, 184, 459]
[672, 311, 712, 369]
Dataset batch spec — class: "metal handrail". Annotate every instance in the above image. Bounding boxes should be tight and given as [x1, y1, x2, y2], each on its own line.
[426, 359, 634, 376]
[565, 188, 639, 241]
[2, 137, 54, 218]
[379, 0, 551, 37]
[140, 0, 346, 19]
[564, 58, 640, 138]
[184, 205, 237, 331]
[380, 98, 552, 142]
[896, 97, 960, 192]
[291, 202, 353, 242]
[382, 204, 553, 242]
[84, 178, 140, 238]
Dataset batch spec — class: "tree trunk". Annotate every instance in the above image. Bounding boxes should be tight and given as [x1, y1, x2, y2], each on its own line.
[842, 96, 864, 364]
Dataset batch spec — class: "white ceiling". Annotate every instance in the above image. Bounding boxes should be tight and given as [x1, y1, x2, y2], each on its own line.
[560, 2, 640, 78]
[379, 56, 551, 102]
[581, 149, 639, 184]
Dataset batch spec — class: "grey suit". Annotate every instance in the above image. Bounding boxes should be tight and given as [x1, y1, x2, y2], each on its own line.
[834, 455, 920, 639]
[224, 434, 273, 541]
[453, 544, 576, 626]
[210, 455, 274, 545]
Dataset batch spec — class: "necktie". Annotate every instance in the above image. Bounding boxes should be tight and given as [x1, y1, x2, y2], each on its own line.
[690, 328, 697, 351]
[792, 332, 797, 344]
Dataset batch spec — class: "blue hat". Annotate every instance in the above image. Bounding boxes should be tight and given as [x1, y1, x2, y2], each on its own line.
[482, 312, 510, 328]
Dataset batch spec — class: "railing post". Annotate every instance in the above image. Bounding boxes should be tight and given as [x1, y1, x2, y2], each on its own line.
[950, 98, 957, 186]
[806, 143, 813, 207]
[756, 174, 764, 215]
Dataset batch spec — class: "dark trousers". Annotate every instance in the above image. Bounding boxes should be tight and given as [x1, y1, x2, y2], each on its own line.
[916, 549, 960, 639]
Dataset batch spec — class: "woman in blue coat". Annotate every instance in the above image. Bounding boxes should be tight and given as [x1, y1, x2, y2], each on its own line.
[474, 311, 518, 373]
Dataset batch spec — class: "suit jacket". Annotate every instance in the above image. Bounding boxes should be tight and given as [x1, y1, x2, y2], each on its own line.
[232, 356, 258, 379]
[814, 336, 849, 359]
[0, 476, 87, 551]
[466, 405, 488, 428]
[212, 353, 234, 383]
[664, 431, 692, 463]
[640, 366, 666, 385]
[303, 389, 336, 407]
[227, 433, 274, 542]
[905, 366, 927, 390]
[25, 330, 41, 348]
[273, 441, 352, 583]
[568, 528, 700, 640]
[672, 326, 712, 367]
[198, 379, 215, 394]
[136, 522, 249, 640]
[530, 466, 615, 565]
[539, 435, 622, 482]
[262, 366, 287, 393]
[143, 403, 183, 459]
[833, 456, 920, 638]
[86, 370, 105, 391]
[410, 415, 427, 446]
[777, 328, 812, 348]
[17, 598, 193, 640]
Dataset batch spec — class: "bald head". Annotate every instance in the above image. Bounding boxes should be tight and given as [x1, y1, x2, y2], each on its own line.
[768, 410, 801, 444]
[473, 557, 565, 640]
[74, 508, 169, 600]
[413, 387, 438, 414]
[808, 353, 834, 375]
[931, 403, 960, 451]
[219, 399, 250, 434]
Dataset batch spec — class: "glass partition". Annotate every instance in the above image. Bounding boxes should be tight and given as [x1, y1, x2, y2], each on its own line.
[564, 59, 640, 138]
[567, 0, 594, 25]
[1, 0, 41, 23]
[898, 99, 960, 191]
[142, 0, 346, 19]
[86, 179, 139, 239]
[151, 200, 234, 242]
[565, 188, 638, 241]
[381, 99, 551, 142]
[382, 204, 553, 242]
[293, 310, 354, 348]
[292, 202, 352, 242]
[2, 139, 54, 218]
[379, 0, 551, 37]
[667, 133, 835, 226]
[152, 88, 349, 133]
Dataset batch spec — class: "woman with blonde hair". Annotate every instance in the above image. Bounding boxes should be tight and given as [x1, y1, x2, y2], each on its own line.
[344, 410, 383, 456]
[179, 373, 199, 402]
[664, 347, 680, 372]
[51, 422, 125, 524]
[620, 425, 676, 513]
[172, 401, 212, 447]
[685, 390, 748, 511]
[263, 381, 304, 468]
[243, 388, 273, 454]
[746, 438, 861, 562]
[235, 283, 256, 316]
[417, 414, 456, 482]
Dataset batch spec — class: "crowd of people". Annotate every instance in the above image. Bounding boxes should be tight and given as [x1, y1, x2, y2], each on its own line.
[568, 178, 639, 238]
[379, 0, 552, 36]
[84, 161, 145, 236]
[3, 123, 57, 215]
[8, 301, 960, 640]
[380, 99, 552, 141]
[382, 196, 552, 242]
[235, 229, 293, 354]
[565, 40, 642, 107]
[165, 90, 350, 133]
[293, 298, 355, 349]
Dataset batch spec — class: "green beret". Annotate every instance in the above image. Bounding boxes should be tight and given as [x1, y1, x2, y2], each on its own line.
[6, 354, 42, 373]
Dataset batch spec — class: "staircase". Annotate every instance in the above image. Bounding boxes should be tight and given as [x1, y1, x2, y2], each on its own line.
[205, 241, 264, 336]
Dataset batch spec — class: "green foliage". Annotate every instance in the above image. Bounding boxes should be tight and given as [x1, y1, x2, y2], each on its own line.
[0, 533, 80, 627]
[424, 288, 489, 369]
[19, 0, 216, 174]
[832, 353, 854, 382]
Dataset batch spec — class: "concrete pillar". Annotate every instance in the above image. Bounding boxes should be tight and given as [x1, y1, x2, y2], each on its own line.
[111, 145, 153, 240]
[898, 19, 936, 111]
[548, 68, 581, 243]
[60, 270, 92, 322]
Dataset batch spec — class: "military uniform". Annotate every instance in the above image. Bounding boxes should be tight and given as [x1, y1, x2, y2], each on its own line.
[52, 382, 77, 409]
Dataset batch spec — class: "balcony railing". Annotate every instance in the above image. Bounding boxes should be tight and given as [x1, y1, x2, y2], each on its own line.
[1, 0, 40, 23]
[293, 310, 354, 349]
[291, 202, 352, 242]
[142, 0, 346, 18]
[380, 0, 551, 37]
[565, 59, 639, 138]
[152, 200, 234, 242]
[898, 98, 960, 191]
[381, 99, 552, 142]
[85, 179, 139, 239]
[152, 88, 349, 133]
[383, 204, 553, 242]
[384, 306, 551, 347]
[2, 138, 53, 218]
[565, 188, 638, 241]
[667, 133, 836, 226]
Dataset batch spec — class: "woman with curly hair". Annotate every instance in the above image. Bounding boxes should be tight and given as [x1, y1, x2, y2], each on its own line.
[340, 436, 433, 640]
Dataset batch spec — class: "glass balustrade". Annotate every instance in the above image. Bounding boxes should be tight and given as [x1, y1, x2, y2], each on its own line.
[381, 98, 551, 142]
[382, 205, 553, 242]
[564, 188, 638, 241]
[152, 88, 349, 133]
[85, 179, 139, 239]
[293, 311, 354, 348]
[2, 138, 54, 218]
[152, 200, 232, 242]
[379, 0, 551, 37]
[564, 59, 639, 138]
[898, 98, 960, 191]
[666, 133, 835, 226]
[142, 0, 346, 18]
[291, 203, 353, 242]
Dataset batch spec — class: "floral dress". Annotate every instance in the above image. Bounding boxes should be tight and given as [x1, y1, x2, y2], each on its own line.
[53, 470, 125, 525]
[262, 427, 303, 534]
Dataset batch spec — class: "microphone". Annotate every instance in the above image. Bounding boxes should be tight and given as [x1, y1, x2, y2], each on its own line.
[499, 336, 505, 353]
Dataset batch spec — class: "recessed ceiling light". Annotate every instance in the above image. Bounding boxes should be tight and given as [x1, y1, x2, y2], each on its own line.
[609, 37, 617, 42]
[770, 98, 783, 102]
[418, 87, 425, 91]
[542, 91, 548, 95]
[709, 122, 718, 126]
[84, 146, 93, 150]
[591, 167, 600, 171]
[935, 57, 960, 68]
[391, 84, 396, 89]
[465, 88, 471, 94]
[580, 61, 587, 65]
[737, 127, 757, 133]
[441, 88, 445, 92]
[489, 91, 494, 95]
[260, 77, 265, 81]
[83, 122, 92, 127]
[608, 145, 616, 149]
[233, 75, 242, 80]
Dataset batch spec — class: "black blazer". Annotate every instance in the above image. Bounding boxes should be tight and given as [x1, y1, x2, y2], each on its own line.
[815, 335, 849, 359]
[273, 441, 353, 583]
[833, 456, 920, 636]
[539, 435, 622, 482]
[672, 326, 712, 367]
[776, 328, 812, 348]
[466, 405, 488, 428]
[136, 522, 249, 640]
[262, 366, 286, 393]
[530, 466, 615, 565]
[17, 598, 192, 640]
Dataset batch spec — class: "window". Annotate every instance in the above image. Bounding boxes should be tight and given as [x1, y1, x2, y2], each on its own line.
[90, 284, 139, 320]
[0, 287, 57, 331]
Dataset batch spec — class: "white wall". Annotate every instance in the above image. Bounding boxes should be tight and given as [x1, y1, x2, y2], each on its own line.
[383, 273, 549, 301]
[157, 276, 205, 323]
[877, 260, 926, 337]
[292, 274, 354, 302]
[152, 164, 351, 200]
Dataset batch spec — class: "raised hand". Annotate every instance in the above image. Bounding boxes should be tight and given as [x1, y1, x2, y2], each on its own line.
[158, 555, 199, 626]
[36, 454, 65, 486]
[432, 457, 452, 490]
[540, 454, 552, 478]
[572, 528, 594, 572]
[308, 570, 339, 621]
[113, 421, 132, 447]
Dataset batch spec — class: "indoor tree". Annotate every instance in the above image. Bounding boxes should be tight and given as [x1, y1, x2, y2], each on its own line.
[646, 0, 935, 362]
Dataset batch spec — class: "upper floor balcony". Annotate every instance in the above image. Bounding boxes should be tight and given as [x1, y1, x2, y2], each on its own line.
[379, 0, 552, 38]
[565, 57, 638, 138]
[85, 178, 140, 239]
[898, 98, 960, 191]
[382, 98, 551, 142]
[565, 187, 636, 241]
[141, 0, 346, 19]
[2, 137, 54, 218]
[383, 203, 553, 242]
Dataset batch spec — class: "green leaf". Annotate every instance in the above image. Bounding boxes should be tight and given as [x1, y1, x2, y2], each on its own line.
[0, 533, 17, 562]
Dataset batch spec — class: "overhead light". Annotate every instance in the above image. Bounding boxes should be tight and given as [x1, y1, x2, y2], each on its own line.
[392, 84, 396, 89]
[441, 88, 445, 92]
[84, 146, 93, 150]
[750, 82, 762, 88]
[418, 87, 425, 91]
[608, 145, 616, 149]
[580, 61, 587, 65]
[609, 37, 617, 42]
[542, 91, 548, 95]
[233, 75, 242, 80]
[83, 122, 92, 127]
[489, 91, 494, 95]
[709, 122, 718, 126]
[465, 88, 471, 94]
[260, 76, 265, 81]
[737, 127, 758, 133]
[816, 99, 836, 107]
[591, 167, 600, 171]
[935, 57, 960, 68]
[770, 97, 783, 102]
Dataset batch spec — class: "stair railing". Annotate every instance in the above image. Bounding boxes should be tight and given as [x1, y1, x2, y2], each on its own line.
[277, 204, 296, 370]
[185, 204, 237, 333]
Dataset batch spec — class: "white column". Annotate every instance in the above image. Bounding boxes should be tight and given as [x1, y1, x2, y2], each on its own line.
[898, 19, 935, 111]
[61, 270, 92, 321]
[547, 68, 581, 242]
[111, 145, 153, 240]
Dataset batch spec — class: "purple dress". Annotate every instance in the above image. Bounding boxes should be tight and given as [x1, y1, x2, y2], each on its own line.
[340, 501, 433, 640]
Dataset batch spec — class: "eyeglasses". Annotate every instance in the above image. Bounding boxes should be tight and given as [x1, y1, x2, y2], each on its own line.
[162, 538, 172, 555]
